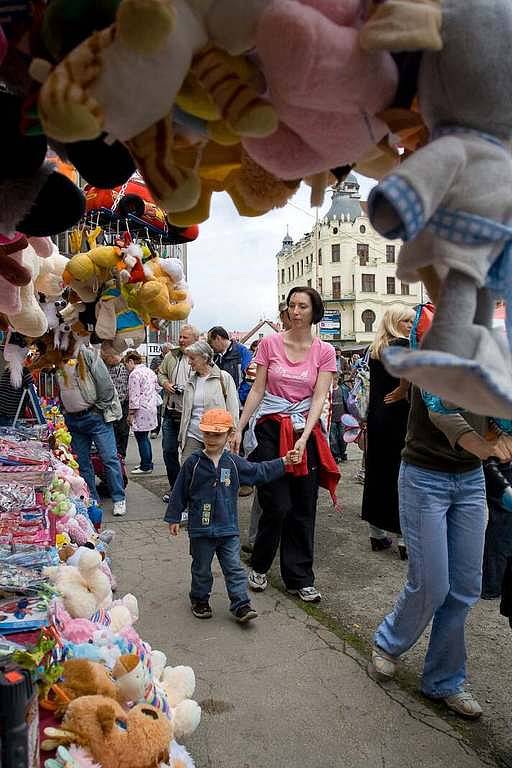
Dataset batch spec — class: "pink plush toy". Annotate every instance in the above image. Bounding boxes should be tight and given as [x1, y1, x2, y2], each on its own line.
[0, 25, 6, 66]
[243, 0, 398, 178]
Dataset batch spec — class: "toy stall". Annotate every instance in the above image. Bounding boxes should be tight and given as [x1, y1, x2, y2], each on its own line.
[0, 416, 201, 768]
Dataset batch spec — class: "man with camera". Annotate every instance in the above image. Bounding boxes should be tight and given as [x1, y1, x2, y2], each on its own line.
[158, 325, 199, 503]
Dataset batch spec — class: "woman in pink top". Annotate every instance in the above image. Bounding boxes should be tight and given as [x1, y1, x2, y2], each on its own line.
[124, 351, 161, 475]
[233, 287, 337, 602]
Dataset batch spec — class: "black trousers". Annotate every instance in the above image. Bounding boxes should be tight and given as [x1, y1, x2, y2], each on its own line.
[113, 400, 130, 458]
[250, 419, 319, 590]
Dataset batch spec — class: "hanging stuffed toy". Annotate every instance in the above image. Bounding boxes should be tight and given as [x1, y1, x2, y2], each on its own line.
[367, 0, 512, 419]
[359, 0, 443, 52]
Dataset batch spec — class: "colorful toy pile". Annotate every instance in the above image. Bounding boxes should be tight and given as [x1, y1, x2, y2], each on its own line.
[0, 426, 201, 768]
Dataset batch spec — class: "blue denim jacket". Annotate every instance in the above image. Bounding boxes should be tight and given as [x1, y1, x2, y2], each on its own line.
[165, 450, 285, 538]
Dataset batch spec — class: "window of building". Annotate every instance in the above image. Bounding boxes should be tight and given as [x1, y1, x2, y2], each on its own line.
[357, 243, 369, 266]
[386, 245, 395, 264]
[292, 264, 295, 280]
[281, 268, 285, 284]
[333, 227, 338, 235]
[361, 274, 375, 293]
[332, 244, 340, 263]
[401, 282, 410, 296]
[332, 276, 341, 299]
[317, 277, 323, 294]
[300, 259, 304, 275]
[318, 248, 322, 265]
[307, 279, 312, 288]
[296, 262, 300, 278]
[362, 309, 376, 333]
[387, 277, 396, 294]
[287, 267, 291, 281]
[281, 294, 285, 301]
[360, 225, 366, 234]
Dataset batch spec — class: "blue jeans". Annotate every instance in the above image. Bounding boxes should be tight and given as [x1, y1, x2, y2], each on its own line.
[374, 462, 486, 698]
[329, 421, 346, 460]
[134, 430, 153, 471]
[162, 413, 181, 490]
[65, 410, 126, 503]
[189, 535, 250, 613]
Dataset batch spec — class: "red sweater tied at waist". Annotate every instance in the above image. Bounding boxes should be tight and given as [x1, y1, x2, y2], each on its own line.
[259, 413, 340, 504]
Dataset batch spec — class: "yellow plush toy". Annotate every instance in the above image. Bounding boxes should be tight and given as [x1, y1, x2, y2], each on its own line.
[360, 0, 443, 52]
[132, 256, 192, 323]
[63, 246, 121, 302]
[167, 142, 299, 226]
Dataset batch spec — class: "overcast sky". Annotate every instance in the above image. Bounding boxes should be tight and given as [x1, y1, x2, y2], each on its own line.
[186, 174, 376, 334]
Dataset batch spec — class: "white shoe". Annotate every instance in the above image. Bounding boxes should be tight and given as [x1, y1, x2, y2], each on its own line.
[112, 500, 126, 517]
[288, 586, 321, 603]
[248, 570, 267, 591]
[371, 646, 397, 679]
[131, 467, 153, 475]
[442, 691, 483, 719]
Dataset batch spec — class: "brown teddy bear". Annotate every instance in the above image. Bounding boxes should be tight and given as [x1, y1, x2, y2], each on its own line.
[43, 694, 172, 768]
[52, 659, 118, 716]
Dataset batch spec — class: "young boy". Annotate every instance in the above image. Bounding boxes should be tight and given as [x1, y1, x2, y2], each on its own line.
[166, 408, 297, 623]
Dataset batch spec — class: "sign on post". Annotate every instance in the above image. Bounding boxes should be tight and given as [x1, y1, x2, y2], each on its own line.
[319, 310, 341, 340]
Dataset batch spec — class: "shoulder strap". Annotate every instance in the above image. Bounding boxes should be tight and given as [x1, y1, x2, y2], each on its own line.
[219, 370, 228, 404]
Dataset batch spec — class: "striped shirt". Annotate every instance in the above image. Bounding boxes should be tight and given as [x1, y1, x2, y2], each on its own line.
[0, 368, 35, 417]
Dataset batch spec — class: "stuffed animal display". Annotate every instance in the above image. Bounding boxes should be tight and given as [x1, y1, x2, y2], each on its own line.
[367, 0, 512, 418]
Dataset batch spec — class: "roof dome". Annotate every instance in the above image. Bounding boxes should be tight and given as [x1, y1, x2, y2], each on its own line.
[324, 175, 362, 223]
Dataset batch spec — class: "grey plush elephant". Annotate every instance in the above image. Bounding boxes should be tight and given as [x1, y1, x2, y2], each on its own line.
[368, 0, 512, 418]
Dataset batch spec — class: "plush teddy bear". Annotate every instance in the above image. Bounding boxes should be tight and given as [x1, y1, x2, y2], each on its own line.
[44, 548, 113, 618]
[134, 257, 193, 323]
[52, 659, 119, 715]
[239, 0, 398, 179]
[112, 653, 201, 739]
[367, 0, 512, 418]
[42, 694, 172, 768]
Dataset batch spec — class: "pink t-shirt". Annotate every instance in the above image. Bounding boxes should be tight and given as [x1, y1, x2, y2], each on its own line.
[255, 334, 336, 402]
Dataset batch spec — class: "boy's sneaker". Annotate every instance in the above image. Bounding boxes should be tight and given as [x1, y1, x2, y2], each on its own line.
[287, 586, 321, 603]
[131, 467, 153, 475]
[191, 601, 212, 619]
[235, 604, 258, 623]
[248, 570, 267, 591]
[112, 500, 126, 517]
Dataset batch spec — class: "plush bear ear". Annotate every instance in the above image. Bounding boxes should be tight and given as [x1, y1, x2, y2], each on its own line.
[66, 136, 136, 189]
[18, 169, 86, 236]
[97, 703, 117, 735]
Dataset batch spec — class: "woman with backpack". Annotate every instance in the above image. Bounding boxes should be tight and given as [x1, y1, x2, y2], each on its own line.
[361, 307, 415, 559]
[179, 340, 240, 462]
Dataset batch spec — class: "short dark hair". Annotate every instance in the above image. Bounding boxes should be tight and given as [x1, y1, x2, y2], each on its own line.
[286, 286, 324, 325]
[124, 351, 142, 365]
[208, 326, 229, 341]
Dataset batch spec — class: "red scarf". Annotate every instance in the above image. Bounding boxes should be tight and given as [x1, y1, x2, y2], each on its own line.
[260, 414, 340, 504]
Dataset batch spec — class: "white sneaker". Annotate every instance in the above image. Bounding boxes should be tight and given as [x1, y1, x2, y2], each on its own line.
[288, 586, 321, 603]
[112, 500, 126, 517]
[131, 467, 153, 475]
[248, 570, 267, 591]
[442, 691, 483, 719]
[371, 646, 397, 679]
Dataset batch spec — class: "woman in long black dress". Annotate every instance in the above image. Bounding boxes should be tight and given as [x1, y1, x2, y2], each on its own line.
[361, 307, 415, 559]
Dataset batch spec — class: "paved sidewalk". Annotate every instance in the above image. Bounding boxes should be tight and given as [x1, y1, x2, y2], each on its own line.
[103, 466, 489, 768]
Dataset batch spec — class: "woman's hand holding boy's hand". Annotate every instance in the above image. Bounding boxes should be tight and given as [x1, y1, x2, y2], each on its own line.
[231, 428, 243, 454]
[168, 523, 180, 536]
[284, 449, 300, 465]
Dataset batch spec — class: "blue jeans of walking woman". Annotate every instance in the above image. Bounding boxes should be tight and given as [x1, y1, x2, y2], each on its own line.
[134, 431, 153, 471]
[374, 462, 486, 698]
[65, 410, 125, 503]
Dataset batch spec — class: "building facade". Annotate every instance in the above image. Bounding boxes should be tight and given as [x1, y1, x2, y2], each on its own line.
[276, 175, 421, 349]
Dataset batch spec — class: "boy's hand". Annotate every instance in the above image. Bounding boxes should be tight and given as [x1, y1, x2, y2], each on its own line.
[284, 449, 299, 465]
[168, 523, 180, 536]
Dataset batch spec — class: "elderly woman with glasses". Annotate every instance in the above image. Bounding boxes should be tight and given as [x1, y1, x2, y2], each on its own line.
[179, 340, 240, 462]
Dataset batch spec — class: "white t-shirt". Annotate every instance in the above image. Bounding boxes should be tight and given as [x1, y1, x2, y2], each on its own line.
[57, 361, 93, 414]
[187, 376, 207, 440]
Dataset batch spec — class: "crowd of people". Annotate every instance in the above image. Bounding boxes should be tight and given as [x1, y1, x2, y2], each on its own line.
[1, 287, 511, 720]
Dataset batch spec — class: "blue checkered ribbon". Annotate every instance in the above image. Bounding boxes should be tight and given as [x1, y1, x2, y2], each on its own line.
[368, 174, 425, 241]
[432, 125, 507, 150]
[428, 208, 512, 245]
